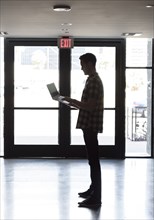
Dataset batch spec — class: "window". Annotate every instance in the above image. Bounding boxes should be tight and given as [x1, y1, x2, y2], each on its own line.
[125, 39, 152, 156]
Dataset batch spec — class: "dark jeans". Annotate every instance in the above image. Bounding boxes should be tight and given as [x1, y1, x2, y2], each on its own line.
[83, 128, 101, 201]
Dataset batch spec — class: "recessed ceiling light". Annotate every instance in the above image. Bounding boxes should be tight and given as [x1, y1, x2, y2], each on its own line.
[146, 5, 153, 8]
[122, 33, 142, 37]
[133, 33, 142, 37]
[61, 23, 72, 26]
[122, 33, 129, 36]
[0, 31, 8, 36]
[53, 5, 71, 12]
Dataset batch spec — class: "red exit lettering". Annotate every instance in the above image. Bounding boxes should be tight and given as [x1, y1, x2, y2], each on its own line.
[59, 38, 72, 48]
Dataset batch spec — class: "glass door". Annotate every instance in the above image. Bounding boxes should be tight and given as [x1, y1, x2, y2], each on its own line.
[14, 46, 59, 145]
[4, 40, 64, 157]
[66, 40, 125, 158]
[4, 39, 125, 158]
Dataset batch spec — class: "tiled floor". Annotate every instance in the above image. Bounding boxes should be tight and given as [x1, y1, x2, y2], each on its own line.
[0, 158, 154, 220]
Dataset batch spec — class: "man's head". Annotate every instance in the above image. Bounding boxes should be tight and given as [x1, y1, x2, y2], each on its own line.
[79, 53, 97, 75]
[79, 53, 97, 66]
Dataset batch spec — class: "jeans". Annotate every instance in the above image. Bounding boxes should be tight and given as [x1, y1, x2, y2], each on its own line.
[83, 128, 101, 201]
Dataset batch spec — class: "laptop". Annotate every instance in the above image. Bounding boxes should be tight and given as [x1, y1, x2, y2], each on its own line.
[47, 83, 70, 105]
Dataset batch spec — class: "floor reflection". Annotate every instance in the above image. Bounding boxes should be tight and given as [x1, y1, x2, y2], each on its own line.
[0, 158, 154, 220]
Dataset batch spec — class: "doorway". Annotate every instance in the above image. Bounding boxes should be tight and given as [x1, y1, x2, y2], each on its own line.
[4, 38, 125, 158]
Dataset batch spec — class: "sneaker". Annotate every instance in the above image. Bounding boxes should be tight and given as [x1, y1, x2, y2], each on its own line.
[78, 189, 94, 198]
[78, 196, 102, 208]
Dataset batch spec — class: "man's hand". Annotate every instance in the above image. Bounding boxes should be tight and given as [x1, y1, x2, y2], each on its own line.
[62, 96, 72, 103]
[62, 96, 97, 112]
[62, 96, 80, 109]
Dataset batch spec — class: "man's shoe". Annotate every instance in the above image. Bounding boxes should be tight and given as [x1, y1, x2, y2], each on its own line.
[78, 189, 94, 198]
[78, 196, 102, 208]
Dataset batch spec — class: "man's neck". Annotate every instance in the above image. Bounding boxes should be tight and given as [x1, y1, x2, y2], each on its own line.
[89, 70, 96, 76]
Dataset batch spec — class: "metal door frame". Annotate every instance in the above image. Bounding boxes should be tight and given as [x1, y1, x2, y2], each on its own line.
[4, 38, 126, 158]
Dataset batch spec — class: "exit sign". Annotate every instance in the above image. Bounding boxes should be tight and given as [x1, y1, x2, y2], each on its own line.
[58, 37, 74, 49]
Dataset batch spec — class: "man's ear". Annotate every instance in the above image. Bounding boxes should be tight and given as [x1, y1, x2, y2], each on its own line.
[88, 62, 93, 68]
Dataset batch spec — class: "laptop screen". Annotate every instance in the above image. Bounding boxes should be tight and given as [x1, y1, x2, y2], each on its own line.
[47, 83, 59, 98]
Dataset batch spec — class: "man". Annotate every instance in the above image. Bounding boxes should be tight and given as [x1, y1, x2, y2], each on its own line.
[64, 53, 104, 208]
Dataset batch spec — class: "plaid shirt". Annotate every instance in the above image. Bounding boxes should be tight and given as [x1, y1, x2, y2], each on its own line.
[76, 73, 104, 133]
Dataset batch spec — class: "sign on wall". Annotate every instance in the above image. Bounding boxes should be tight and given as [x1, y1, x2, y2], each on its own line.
[58, 37, 74, 49]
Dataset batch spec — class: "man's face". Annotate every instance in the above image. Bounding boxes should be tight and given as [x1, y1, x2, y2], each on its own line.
[80, 60, 89, 75]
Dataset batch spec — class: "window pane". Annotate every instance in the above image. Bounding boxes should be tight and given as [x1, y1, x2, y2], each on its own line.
[71, 47, 116, 108]
[14, 110, 58, 144]
[126, 69, 152, 156]
[98, 110, 115, 145]
[126, 39, 152, 67]
[71, 110, 84, 145]
[14, 46, 59, 107]
[71, 110, 115, 145]
[126, 69, 150, 108]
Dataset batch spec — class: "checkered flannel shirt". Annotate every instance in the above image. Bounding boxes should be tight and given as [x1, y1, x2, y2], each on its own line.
[76, 73, 104, 133]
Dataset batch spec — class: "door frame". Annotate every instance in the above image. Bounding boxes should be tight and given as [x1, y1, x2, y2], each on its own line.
[4, 38, 126, 158]
[66, 39, 126, 158]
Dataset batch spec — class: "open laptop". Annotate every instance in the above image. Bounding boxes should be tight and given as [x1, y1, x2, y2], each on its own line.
[47, 83, 70, 105]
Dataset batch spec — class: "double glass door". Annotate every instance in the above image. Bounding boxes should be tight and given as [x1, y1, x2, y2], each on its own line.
[4, 39, 125, 158]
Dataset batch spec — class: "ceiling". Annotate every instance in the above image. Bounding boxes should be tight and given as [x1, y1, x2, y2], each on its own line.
[0, 0, 154, 38]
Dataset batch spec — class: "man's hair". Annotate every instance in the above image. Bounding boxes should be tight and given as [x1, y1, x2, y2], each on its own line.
[79, 53, 97, 66]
